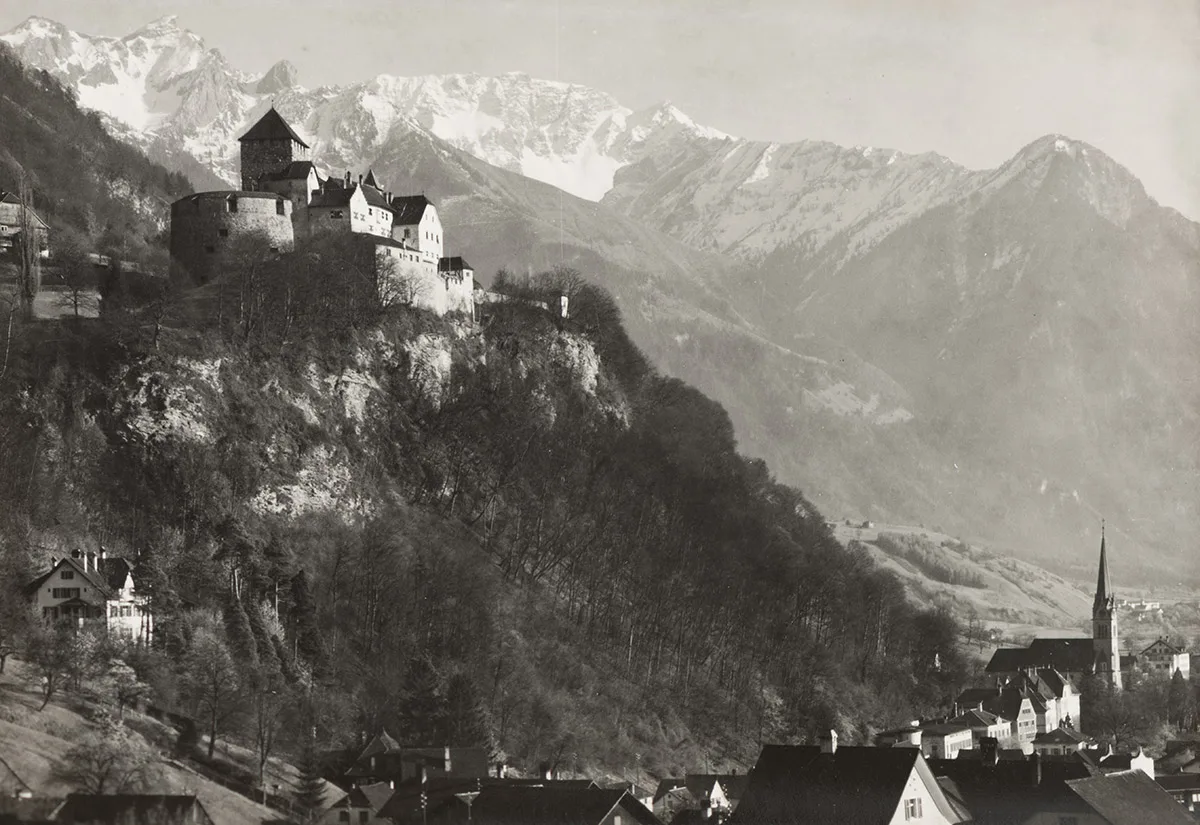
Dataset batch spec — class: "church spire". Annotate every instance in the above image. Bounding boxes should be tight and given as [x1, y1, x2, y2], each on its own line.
[1093, 520, 1111, 613]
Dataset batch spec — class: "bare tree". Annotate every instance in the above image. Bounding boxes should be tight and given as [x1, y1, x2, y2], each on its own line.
[181, 627, 243, 760]
[51, 228, 96, 319]
[56, 719, 157, 794]
[246, 668, 290, 801]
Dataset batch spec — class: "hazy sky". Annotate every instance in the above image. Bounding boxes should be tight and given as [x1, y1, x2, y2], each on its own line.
[3, 0, 1199, 217]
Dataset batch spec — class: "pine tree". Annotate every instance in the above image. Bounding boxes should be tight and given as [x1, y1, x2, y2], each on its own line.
[247, 600, 281, 676]
[293, 733, 327, 823]
[222, 590, 259, 669]
[444, 673, 495, 753]
[400, 655, 445, 745]
[290, 570, 326, 671]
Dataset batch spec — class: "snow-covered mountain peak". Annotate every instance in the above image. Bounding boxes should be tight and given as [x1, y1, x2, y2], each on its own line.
[122, 15, 186, 40]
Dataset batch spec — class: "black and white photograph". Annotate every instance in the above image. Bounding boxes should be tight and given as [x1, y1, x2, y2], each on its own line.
[0, 2, 1198, 823]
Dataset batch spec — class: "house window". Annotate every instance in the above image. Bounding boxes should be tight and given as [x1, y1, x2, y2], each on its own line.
[339, 812, 350, 823]
[359, 812, 369, 824]
[61, 570, 75, 580]
[903, 798, 922, 820]
[120, 605, 133, 617]
[614, 817, 622, 825]
[218, 229, 229, 237]
[51, 588, 80, 599]
[110, 605, 119, 618]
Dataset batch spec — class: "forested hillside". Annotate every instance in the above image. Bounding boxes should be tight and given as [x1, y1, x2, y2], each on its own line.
[0, 42, 191, 254]
[0, 237, 970, 785]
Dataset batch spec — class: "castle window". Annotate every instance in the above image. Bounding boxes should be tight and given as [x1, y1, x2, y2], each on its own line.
[218, 229, 229, 237]
[331, 211, 343, 219]
[270, 247, 279, 254]
[227, 196, 238, 213]
[276, 200, 285, 215]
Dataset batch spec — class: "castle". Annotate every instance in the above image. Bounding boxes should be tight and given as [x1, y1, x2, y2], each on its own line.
[169, 107, 474, 317]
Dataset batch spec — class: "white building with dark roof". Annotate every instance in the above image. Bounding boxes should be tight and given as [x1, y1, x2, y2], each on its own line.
[25, 548, 152, 641]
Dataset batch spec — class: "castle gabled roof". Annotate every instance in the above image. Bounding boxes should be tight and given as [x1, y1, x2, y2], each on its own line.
[391, 195, 434, 225]
[238, 106, 309, 148]
[439, 256, 473, 273]
[264, 160, 317, 181]
[364, 169, 380, 188]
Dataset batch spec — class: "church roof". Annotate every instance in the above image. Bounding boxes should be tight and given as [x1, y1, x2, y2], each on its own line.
[238, 106, 310, 148]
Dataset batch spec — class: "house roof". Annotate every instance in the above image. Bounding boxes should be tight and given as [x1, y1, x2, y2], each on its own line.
[391, 195, 434, 225]
[1155, 774, 1200, 792]
[337, 781, 395, 811]
[26, 554, 134, 602]
[1033, 728, 1088, 745]
[988, 638, 1100, 674]
[360, 184, 391, 209]
[54, 794, 212, 825]
[439, 256, 474, 272]
[364, 169, 380, 188]
[0, 191, 51, 230]
[683, 774, 748, 802]
[930, 757, 1094, 823]
[920, 723, 971, 737]
[263, 160, 317, 181]
[950, 708, 1004, 728]
[653, 779, 688, 803]
[731, 745, 958, 825]
[238, 107, 309, 147]
[1067, 770, 1197, 825]
[468, 787, 661, 825]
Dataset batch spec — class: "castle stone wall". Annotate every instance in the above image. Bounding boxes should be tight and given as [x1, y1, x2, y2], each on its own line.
[170, 192, 294, 284]
[241, 139, 307, 191]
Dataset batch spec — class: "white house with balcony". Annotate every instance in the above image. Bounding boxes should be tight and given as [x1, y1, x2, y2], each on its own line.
[26, 548, 152, 642]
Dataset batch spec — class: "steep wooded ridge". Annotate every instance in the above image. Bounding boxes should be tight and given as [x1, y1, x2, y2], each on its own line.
[0, 248, 969, 778]
[0, 42, 191, 251]
[5, 16, 1195, 579]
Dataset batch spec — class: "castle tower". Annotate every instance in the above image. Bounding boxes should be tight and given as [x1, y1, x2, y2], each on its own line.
[1091, 522, 1122, 689]
[237, 107, 310, 191]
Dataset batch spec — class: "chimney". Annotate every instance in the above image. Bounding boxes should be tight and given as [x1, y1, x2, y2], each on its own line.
[539, 761, 552, 781]
[701, 798, 712, 820]
[345, 171, 351, 188]
[444, 745, 451, 773]
[390, 780, 395, 789]
[359, 174, 363, 186]
[86, 551, 95, 572]
[907, 727, 922, 748]
[1029, 752, 1042, 787]
[980, 737, 998, 766]
[99, 547, 107, 564]
[819, 730, 838, 754]
[495, 762, 505, 779]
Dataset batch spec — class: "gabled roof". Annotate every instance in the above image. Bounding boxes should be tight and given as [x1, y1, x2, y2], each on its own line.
[468, 787, 660, 825]
[309, 187, 354, 209]
[391, 195, 434, 225]
[920, 722, 971, 737]
[653, 779, 688, 803]
[1067, 770, 1196, 825]
[264, 160, 317, 181]
[238, 106, 309, 147]
[336, 781, 394, 811]
[730, 745, 961, 825]
[1155, 774, 1200, 792]
[1141, 638, 1185, 656]
[364, 169, 380, 188]
[0, 191, 51, 230]
[54, 794, 213, 825]
[439, 256, 474, 273]
[360, 184, 391, 209]
[950, 708, 1005, 728]
[1033, 728, 1088, 745]
[683, 774, 748, 802]
[26, 554, 132, 602]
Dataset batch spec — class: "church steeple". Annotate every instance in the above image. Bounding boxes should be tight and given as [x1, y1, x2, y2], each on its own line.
[1091, 520, 1122, 689]
[1093, 520, 1111, 613]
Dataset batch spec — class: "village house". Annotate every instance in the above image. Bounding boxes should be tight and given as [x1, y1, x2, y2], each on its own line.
[0, 190, 50, 258]
[729, 734, 969, 825]
[1031, 726, 1089, 757]
[1097, 746, 1155, 778]
[344, 733, 489, 787]
[25, 548, 152, 642]
[1155, 774, 1200, 814]
[377, 777, 600, 825]
[1137, 637, 1190, 678]
[321, 781, 394, 825]
[465, 786, 661, 825]
[948, 708, 1011, 748]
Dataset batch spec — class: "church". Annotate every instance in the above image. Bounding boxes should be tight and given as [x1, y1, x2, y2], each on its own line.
[986, 525, 1125, 688]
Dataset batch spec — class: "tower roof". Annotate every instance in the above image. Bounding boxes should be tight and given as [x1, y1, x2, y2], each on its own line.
[1093, 522, 1111, 613]
[238, 106, 310, 148]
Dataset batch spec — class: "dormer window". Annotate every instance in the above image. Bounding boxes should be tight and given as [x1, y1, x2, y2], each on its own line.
[61, 570, 75, 580]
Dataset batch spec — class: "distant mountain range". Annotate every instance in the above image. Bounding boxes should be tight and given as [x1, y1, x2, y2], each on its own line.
[4, 15, 1197, 583]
